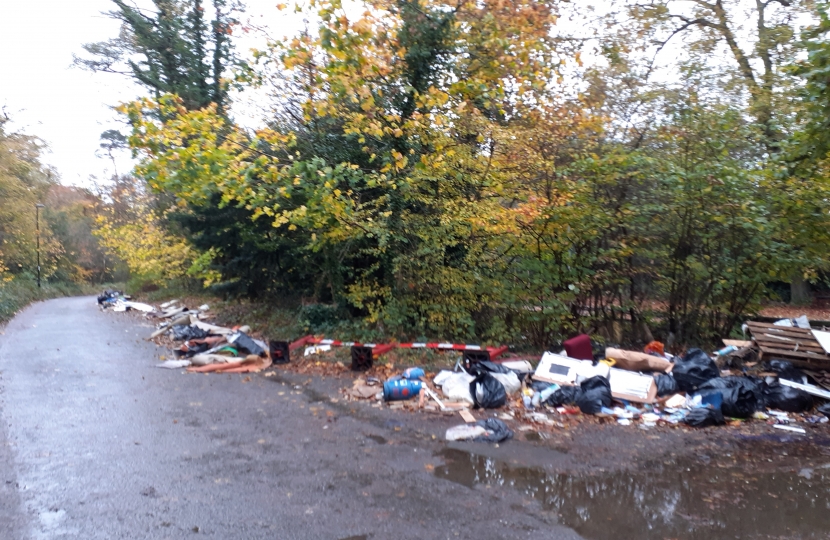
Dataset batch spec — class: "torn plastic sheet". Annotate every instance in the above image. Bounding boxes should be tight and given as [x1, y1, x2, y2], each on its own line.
[434, 370, 475, 404]
[190, 354, 240, 366]
[123, 301, 155, 313]
[171, 325, 210, 341]
[189, 317, 233, 335]
[445, 418, 513, 442]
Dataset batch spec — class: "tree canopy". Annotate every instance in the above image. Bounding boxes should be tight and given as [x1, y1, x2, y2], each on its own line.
[74, 0, 830, 347]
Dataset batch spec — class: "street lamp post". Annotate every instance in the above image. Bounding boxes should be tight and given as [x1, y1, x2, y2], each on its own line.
[35, 203, 45, 288]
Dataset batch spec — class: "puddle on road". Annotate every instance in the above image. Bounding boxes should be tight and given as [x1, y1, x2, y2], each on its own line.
[435, 447, 830, 539]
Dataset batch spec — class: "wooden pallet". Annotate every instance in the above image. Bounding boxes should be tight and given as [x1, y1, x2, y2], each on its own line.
[745, 321, 830, 370]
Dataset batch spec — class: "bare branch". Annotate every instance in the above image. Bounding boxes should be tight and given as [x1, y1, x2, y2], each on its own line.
[685, 0, 718, 10]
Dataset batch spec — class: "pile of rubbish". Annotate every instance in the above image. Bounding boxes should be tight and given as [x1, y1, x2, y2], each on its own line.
[336, 326, 830, 442]
[99, 292, 830, 443]
[97, 290, 155, 313]
[100, 295, 272, 374]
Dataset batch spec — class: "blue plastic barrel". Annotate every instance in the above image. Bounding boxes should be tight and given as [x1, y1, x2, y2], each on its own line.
[402, 367, 425, 380]
[383, 378, 423, 401]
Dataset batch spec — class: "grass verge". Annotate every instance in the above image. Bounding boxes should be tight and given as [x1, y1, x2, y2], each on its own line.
[0, 278, 117, 326]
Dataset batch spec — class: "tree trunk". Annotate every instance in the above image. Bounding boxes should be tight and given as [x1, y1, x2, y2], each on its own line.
[790, 272, 811, 306]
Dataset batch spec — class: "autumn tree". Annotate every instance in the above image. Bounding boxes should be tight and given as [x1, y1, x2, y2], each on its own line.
[101, 0, 830, 346]
[618, 0, 815, 149]
[76, 0, 239, 112]
[0, 115, 63, 280]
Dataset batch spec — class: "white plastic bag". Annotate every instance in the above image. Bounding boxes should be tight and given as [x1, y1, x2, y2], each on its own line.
[434, 370, 475, 404]
[491, 372, 521, 395]
[445, 424, 487, 441]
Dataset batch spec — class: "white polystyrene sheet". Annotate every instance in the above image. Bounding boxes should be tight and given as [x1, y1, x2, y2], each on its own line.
[446, 425, 487, 441]
[812, 329, 830, 354]
[779, 378, 830, 400]
[608, 368, 655, 401]
[774, 315, 811, 329]
[123, 301, 155, 313]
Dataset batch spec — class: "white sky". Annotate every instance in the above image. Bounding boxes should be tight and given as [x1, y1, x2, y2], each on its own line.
[0, 1, 797, 189]
[0, 0, 295, 188]
[2, 1, 139, 186]
[0, 0, 602, 191]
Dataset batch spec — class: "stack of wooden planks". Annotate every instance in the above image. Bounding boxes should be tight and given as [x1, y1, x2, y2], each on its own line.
[745, 321, 830, 370]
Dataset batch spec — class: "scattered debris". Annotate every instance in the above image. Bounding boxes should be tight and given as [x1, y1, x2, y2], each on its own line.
[156, 359, 192, 369]
[773, 425, 806, 434]
[459, 410, 476, 423]
[445, 418, 513, 442]
[98, 292, 830, 441]
[746, 321, 830, 369]
[605, 347, 672, 373]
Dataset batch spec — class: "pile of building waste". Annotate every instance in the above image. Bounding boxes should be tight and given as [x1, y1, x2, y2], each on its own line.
[99, 295, 272, 373]
[99, 292, 830, 443]
[96, 290, 155, 313]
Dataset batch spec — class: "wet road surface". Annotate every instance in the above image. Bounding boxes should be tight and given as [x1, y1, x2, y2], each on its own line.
[0, 297, 581, 539]
[2, 296, 830, 539]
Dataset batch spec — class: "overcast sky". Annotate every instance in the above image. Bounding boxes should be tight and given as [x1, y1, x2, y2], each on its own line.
[0, 1, 711, 190]
[0, 1, 293, 188]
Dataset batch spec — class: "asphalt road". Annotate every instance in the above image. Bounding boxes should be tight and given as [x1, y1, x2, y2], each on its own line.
[0, 297, 581, 540]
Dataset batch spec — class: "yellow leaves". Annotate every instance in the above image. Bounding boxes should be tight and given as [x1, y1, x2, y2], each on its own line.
[360, 96, 375, 112]
[95, 212, 193, 284]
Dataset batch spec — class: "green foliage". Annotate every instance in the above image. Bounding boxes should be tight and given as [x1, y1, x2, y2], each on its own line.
[0, 118, 62, 280]
[0, 278, 88, 325]
[84, 0, 830, 349]
[75, 0, 238, 112]
[788, 6, 830, 168]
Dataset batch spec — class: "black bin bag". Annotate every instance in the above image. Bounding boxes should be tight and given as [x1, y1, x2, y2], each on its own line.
[544, 385, 582, 407]
[684, 407, 725, 428]
[698, 376, 762, 418]
[576, 376, 612, 415]
[764, 380, 813, 412]
[673, 348, 719, 392]
[654, 374, 678, 397]
[470, 371, 507, 409]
